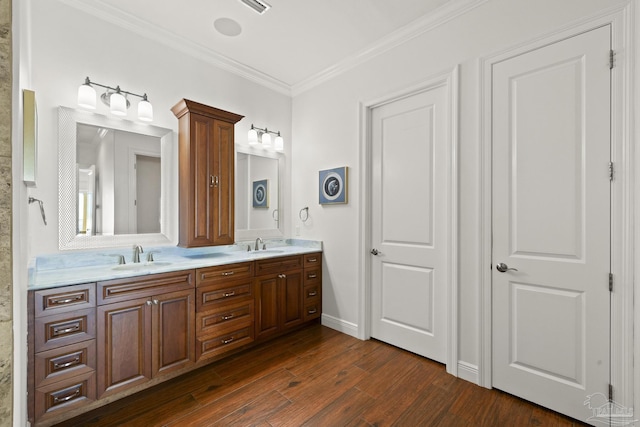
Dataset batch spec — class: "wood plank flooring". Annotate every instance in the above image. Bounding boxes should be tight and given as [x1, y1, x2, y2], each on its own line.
[54, 324, 588, 426]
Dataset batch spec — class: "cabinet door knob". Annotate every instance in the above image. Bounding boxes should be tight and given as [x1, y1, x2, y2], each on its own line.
[210, 175, 219, 187]
[146, 300, 152, 306]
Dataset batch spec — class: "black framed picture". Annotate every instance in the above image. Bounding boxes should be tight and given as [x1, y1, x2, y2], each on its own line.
[252, 179, 268, 208]
[319, 166, 348, 205]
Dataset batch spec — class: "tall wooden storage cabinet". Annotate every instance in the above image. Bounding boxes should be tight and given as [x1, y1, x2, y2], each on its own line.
[171, 99, 244, 247]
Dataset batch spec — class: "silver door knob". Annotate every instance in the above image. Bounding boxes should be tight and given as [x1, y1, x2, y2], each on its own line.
[370, 249, 379, 255]
[496, 262, 518, 273]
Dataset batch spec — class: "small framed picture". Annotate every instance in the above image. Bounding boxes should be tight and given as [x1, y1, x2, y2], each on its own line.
[252, 179, 268, 208]
[319, 166, 348, 205]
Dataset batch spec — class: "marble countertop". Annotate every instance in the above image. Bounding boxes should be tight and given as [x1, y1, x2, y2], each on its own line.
[28, 239, 322, 291]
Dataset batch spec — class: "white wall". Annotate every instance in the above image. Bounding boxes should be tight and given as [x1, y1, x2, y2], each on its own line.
[26, 0, 292, 258]
[290, 0, 630, 369]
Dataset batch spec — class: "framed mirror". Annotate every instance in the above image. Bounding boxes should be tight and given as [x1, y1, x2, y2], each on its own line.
[58, 106, 175, 250]
[235, 145, 284, 240]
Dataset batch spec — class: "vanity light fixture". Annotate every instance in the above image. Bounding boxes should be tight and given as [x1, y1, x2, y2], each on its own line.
[77, 77, 154, 122]
[248, 124, 284, 152]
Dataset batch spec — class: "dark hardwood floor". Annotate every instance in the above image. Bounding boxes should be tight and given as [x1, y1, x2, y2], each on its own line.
[55, 323, 587, 426]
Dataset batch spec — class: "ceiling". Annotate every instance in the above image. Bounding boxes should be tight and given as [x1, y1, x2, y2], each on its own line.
[61, 0, 471, 94]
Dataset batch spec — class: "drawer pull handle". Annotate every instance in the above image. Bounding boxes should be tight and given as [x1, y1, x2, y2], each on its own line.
[53, 357, 80, 369]
[307, 258, 317, 263]
[308, 291, 317, 297]
[222, 314, 234, 321]
[52, 295, 83, 305]
[53, 389, 80, 404]
[53, 325, 80, 336]
[308, 274, 317, 279]
[221, 271, 235, 276]
[308, 308, 318, 315]
[222, 337, 234, 344]
[223, 291, 236, 298]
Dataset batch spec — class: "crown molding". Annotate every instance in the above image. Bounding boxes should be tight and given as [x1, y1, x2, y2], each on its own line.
[57, 0, 292, 96]
[58, 0, 487, 98]
[291, 0, 488, 96]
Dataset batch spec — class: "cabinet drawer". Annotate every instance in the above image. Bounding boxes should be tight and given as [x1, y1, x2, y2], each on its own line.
[303, 284, 321, 303]
[304, 302, 321, 322]
[197, 262, 253, 286]
[35, 308, 96, 353]
[196, 326, 254, 361]
[197, 300, 254, 337]
[35, 371, 96, 421]
[304, 268, 321, 286]
[255, 255, 303, 276]
[197, 279, 253, 311]
[97, 270, 195, 305]
[35, 340, 96, 388]
[34, 283, 96, 317]
[304, 252, 322, 268]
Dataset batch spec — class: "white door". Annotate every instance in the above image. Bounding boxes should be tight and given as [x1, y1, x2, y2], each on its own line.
[492, 26, 611, 423]
[370, 83, 450, 362]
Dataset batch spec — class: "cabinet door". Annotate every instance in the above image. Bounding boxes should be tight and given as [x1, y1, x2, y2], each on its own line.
[210, 119, 235, 245]
[255, 275, 279, 340]
[188, 113, 216, 247]
[152, 289, 195, 377]
[281, 271, 304, 330]
[97, 297, 151, 398]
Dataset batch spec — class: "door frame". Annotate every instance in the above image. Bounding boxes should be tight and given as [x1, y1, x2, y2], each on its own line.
[358, 66, 460, 375]
[479, 4, 636, 412]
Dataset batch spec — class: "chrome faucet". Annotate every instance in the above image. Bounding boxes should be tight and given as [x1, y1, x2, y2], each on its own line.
[133, 245, 144, 263]
[255, 238, 263, 251]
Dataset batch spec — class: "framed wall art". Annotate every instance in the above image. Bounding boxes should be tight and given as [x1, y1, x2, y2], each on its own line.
[319, 166, 348, 205]
[253, 179, 268, 208]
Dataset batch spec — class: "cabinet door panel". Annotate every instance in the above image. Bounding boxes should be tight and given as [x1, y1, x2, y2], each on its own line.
[282, 271, 304, 330]
[153, 290, 195, 377]
[211, 119, 235, 245]
[97, 297, 151, 398]
[255, 276, 279, 340]
[192, 115, 213, 245]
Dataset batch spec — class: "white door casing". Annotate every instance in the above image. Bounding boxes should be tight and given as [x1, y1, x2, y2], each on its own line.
[367, 68, 458, 367]
[491, 26, 611, 423]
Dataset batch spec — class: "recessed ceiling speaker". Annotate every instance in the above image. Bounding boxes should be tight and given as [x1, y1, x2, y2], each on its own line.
[240, 0, 271, 14]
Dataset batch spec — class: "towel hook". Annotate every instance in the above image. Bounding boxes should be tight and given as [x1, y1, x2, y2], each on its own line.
[28, 196, 47, 225]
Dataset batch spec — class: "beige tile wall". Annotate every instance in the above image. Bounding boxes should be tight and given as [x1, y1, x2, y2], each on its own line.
[0, 0, 12, 424]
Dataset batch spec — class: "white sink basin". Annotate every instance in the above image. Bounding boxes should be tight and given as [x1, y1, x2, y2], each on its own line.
[112, 261, 172, 271]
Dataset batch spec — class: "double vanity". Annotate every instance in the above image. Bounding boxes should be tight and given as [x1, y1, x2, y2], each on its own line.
[27, 241, 323, 426]
[28, 100, 320, 426]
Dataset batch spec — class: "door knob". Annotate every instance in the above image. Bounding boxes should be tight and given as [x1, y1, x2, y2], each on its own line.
[496, 262, 518, 273]
[370, 249, 379, 256]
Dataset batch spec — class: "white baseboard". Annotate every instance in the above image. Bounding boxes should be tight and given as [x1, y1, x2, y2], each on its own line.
[457, 361, 479, 384]
[321, 314, 360, 338]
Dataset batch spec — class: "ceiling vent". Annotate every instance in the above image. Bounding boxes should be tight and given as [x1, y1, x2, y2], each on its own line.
[240, 0, 271, 14]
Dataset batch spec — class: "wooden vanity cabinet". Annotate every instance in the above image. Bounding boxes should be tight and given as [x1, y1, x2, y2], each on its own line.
[171, 99, 244, 248]
[195, 262, 255, 361]
[95, 270, 195, 398]
[29, 283, 98, 425]
[254, 255, 306, 341]
[28, 252, 321, 426]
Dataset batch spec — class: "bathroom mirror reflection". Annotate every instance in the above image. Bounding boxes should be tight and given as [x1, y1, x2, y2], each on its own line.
[76, 123, 161, 236]
[235, 146, 284, 240]
[59, 107, 174, 250]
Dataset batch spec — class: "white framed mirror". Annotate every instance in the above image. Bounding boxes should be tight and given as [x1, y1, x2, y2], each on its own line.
[58, 106, 175, 250]
[235, 145, 284, 240]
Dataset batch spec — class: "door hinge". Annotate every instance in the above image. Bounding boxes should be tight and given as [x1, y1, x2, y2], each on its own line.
[609, 50, 615, 69]
[609, 273, 613, 292]
[609, 162, 614, 181]
[609, 383, 614, 402]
